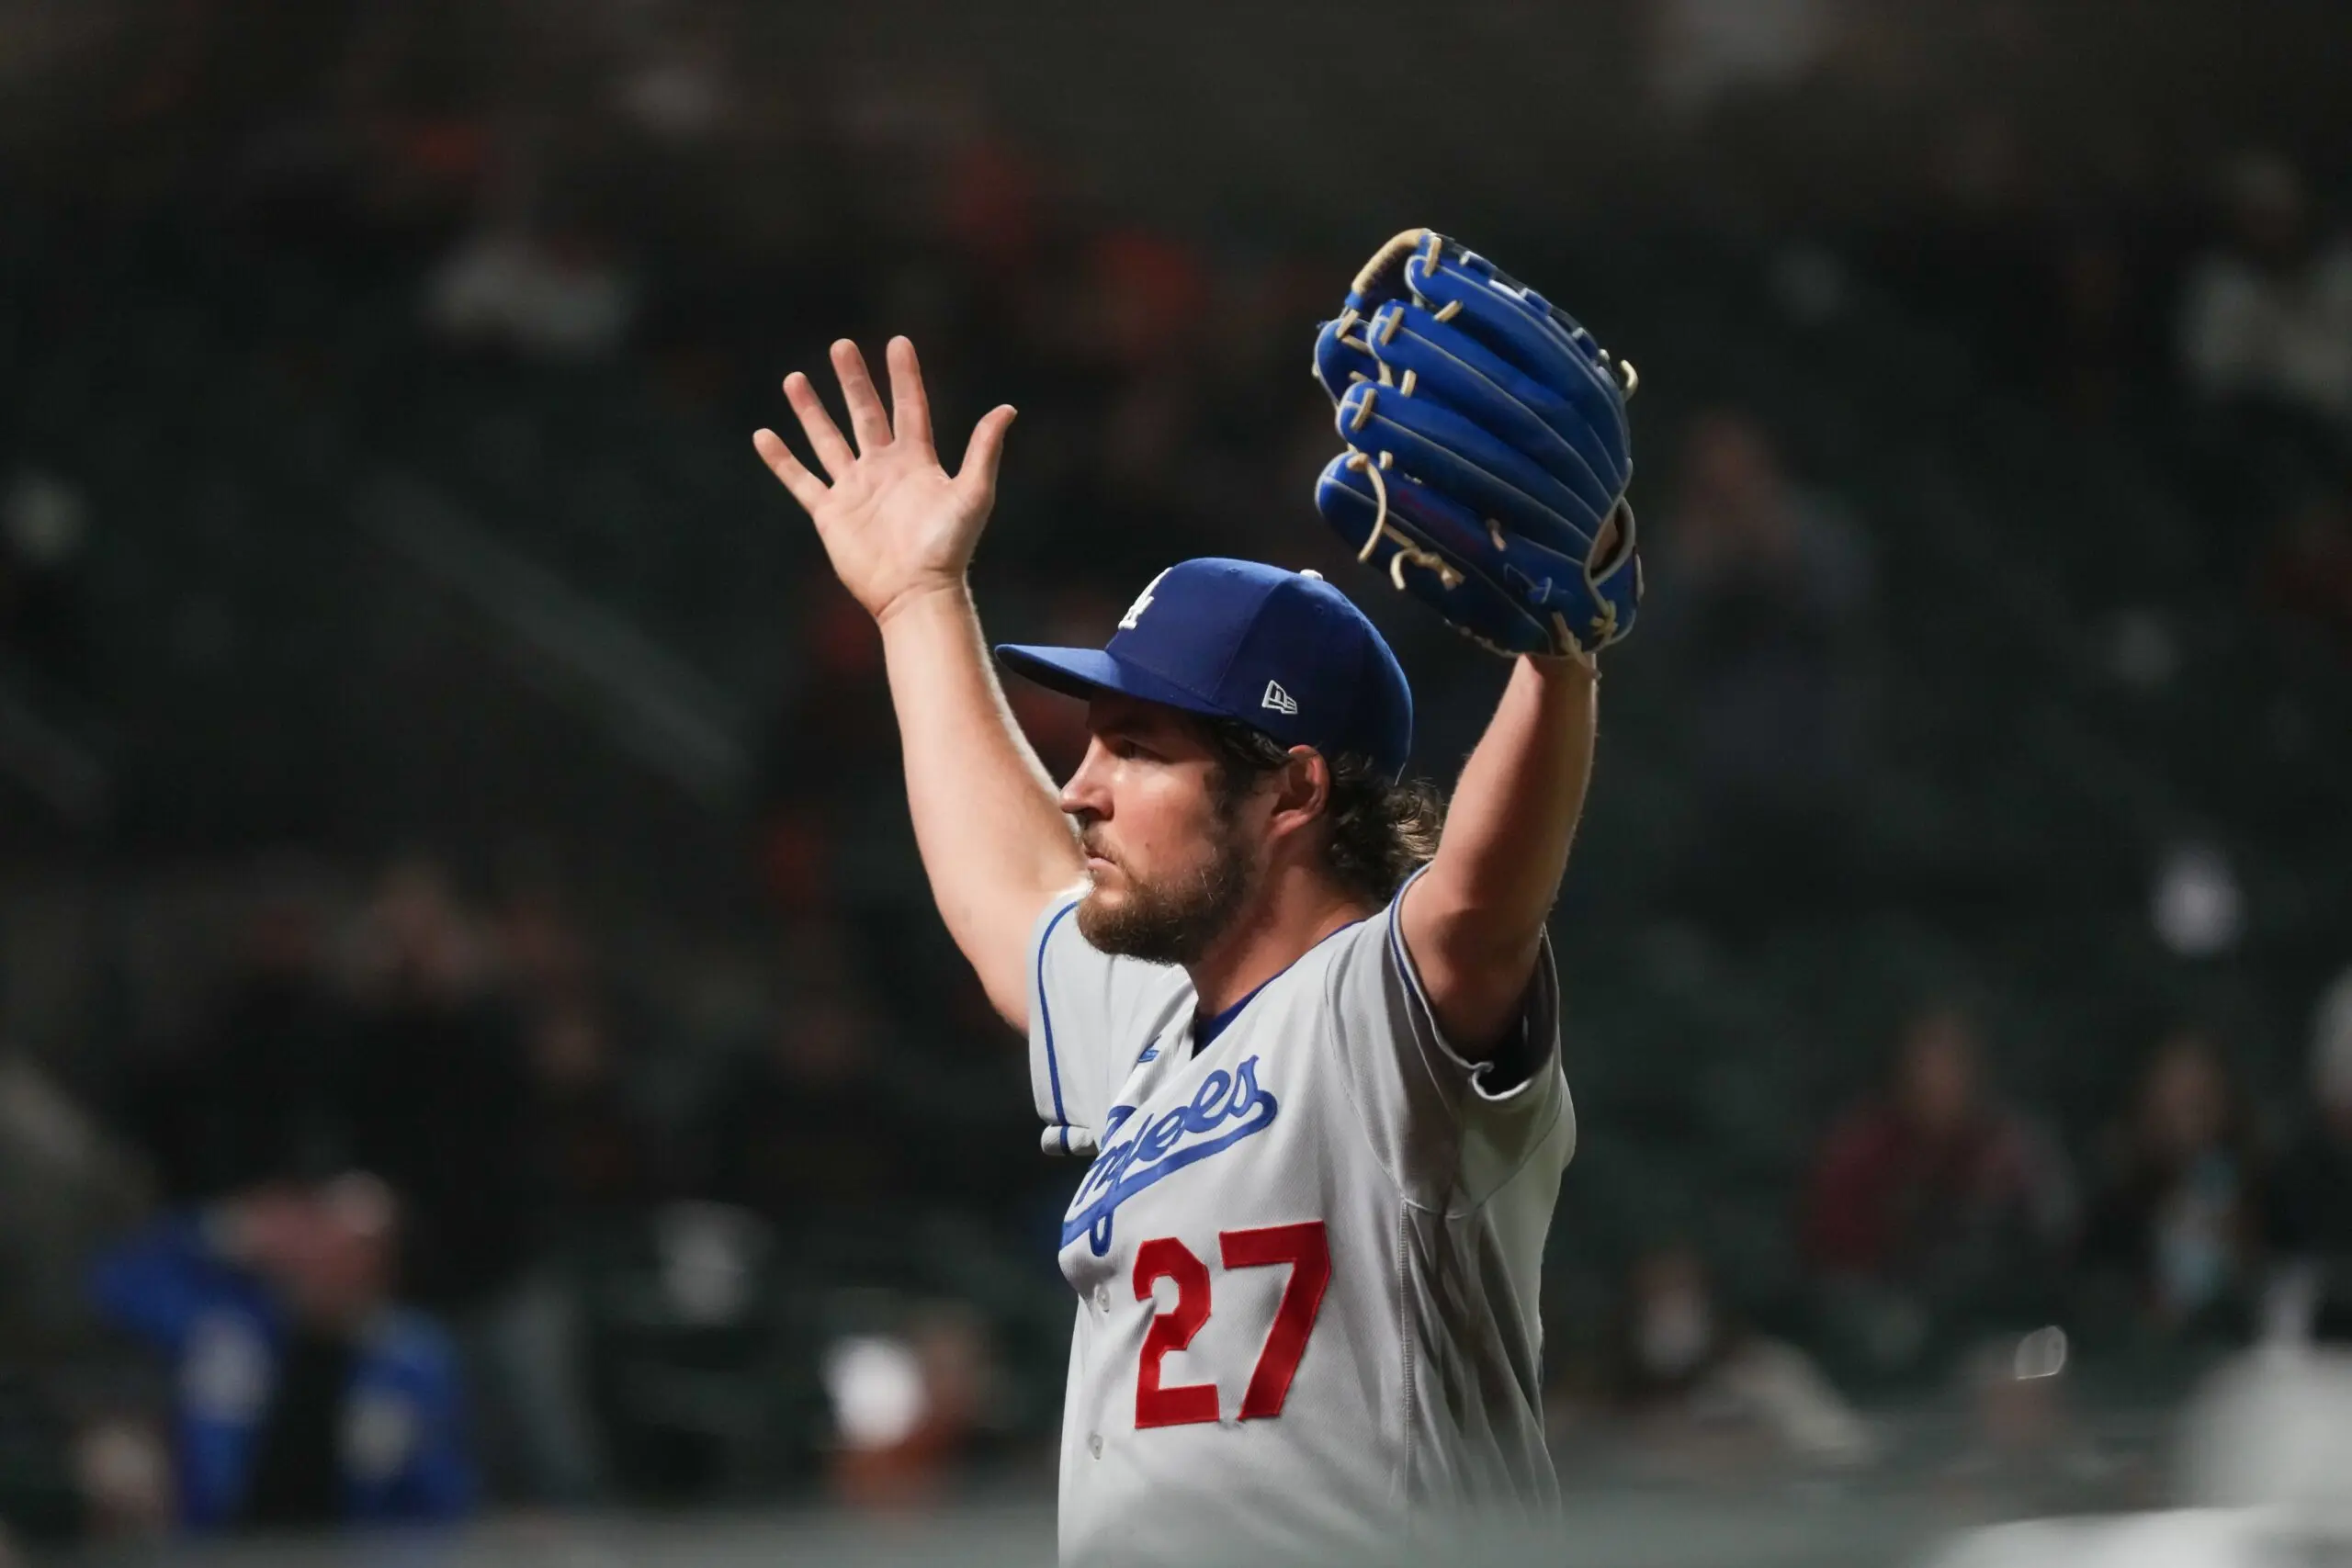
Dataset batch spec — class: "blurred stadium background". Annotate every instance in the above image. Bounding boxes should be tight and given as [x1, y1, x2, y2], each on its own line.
[3, 0, 2352, 1562]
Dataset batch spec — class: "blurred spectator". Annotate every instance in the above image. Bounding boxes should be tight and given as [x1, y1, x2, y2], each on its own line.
[706, 987, 919, 1254]
[424, 224, 638, 361]
[345, 860, 574, 1501]
[2267, 970, 2352, 1343]
[1804, 1008, 2075, 1375]
[526, 1000, 659, 1249]
[592, 1199, 786, 1502]
[2178, 153, 2352, 435]
[1653, 412, 1875, 919]
[87, 1177, 473, 1531]
[346, 859, 528, 1314]
[129, 870, 354, 1203]
[825, 1306, 995, 1508]
[478, 998, 664, 1504]
[1587, 1243, 1871, 1470]
[2081, 1031, 2267, 1337]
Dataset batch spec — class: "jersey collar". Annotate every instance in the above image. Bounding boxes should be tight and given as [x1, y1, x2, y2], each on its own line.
[1191, 977, 1273, 1055]
[1186, 908, 1379, 1055]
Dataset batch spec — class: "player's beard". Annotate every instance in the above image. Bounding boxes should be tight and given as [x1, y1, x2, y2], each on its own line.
[1076, 812, 1257, 967]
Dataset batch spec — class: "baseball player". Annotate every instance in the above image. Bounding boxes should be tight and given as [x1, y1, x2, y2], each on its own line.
[753, 231, 1639, 1565]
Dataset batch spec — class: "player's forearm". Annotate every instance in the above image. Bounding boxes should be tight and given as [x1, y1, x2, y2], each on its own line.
[878, 582, 1084, 1024]
[1432, 654, 1598, 931]
[1403, 655, 1597, 1044]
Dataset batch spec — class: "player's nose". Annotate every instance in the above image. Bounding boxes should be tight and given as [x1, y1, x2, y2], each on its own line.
[1059, 738, 1114, 819]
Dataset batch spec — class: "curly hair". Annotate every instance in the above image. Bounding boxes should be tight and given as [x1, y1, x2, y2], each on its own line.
[1199, 716, 1445, 907]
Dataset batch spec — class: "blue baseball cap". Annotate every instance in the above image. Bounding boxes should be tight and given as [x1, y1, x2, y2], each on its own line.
[996, 558, 1414, 779]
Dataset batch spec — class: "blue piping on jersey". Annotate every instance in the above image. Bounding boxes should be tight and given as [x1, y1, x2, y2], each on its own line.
[1036, 898, 1082, 1154]
[1384, 878, 1438, 1022]
[1385, 870, 1544, 1095]
[1187, 910, 1376, 1057]
[1191, 976, 1272, 1052]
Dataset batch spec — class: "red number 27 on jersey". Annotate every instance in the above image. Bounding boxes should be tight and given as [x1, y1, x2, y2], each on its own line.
[1132, 1221, 1331, 1429]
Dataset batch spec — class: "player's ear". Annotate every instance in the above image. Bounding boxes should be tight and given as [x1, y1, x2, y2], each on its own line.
[1264, 747, 1332, 840]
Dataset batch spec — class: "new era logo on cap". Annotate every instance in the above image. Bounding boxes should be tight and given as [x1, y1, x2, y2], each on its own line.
[992, 558, 1415, 780]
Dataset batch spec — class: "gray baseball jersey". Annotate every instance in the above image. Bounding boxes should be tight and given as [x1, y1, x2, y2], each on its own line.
[1026, 865, 1575, 1566]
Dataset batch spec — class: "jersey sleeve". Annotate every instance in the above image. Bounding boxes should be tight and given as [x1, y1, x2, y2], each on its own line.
[1323, 865, 1574, 1205]
[1026, 895, 1189, 1157]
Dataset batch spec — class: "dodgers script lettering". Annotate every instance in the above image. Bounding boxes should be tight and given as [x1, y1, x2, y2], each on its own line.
[1062, 1057, 1279, 1256]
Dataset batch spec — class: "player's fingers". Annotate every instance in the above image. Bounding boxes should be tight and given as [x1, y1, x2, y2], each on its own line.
[752, 427, 828, 513]
[831, 339, 893, 452]
[886, 336, 933, 452]
[955, 404, 1019, 500]
[782, 371, 856, 479]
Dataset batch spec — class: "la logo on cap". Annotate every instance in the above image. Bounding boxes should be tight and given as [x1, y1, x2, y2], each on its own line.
[1119, 570, 1170, 631]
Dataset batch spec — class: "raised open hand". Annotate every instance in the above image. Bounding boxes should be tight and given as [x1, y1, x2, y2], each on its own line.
[754, 336, 1017, 625]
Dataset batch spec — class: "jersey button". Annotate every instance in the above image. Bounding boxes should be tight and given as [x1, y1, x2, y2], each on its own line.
[1089, 1433, 1103, 1459]
[1093, 1285, 1110, 1313]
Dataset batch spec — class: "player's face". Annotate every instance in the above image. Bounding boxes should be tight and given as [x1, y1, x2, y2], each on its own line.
[1061, 694, 1259, 965]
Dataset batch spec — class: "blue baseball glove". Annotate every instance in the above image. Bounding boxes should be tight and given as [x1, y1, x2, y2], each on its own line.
[1312, 229, 1642, 660]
